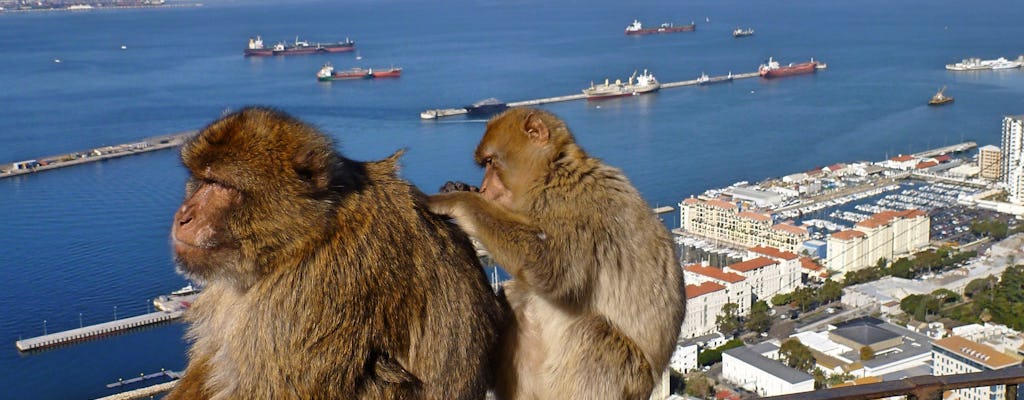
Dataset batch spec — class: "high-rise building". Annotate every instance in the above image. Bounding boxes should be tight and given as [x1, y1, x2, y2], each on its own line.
[978, 145, 1002, 180]
[1001, 116, 1024, 203]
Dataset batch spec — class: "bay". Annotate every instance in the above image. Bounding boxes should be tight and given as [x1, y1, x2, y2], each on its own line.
[1, 0, 1023, 398]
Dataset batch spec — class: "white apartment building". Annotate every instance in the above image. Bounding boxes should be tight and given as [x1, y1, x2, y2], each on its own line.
[932, 336, 1022, 400]
[826, 209, 929, 276]
[722, 346, 815, 397]
[724, 256, 799, 305]
[679, 197, 809, 253]
[684, 264, 750, 314]
[1002, 115, 1024, 203]
[680, 281, 728, 339]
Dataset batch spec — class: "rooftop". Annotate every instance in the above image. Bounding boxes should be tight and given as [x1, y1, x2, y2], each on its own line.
[750, 245, 799, 261]
[933, 336, 1021, 370]
[684, 264, 746, 283]
[724, 346, 814, 384]
[728, 256, 777, 273]
[686, 281, 727, 299]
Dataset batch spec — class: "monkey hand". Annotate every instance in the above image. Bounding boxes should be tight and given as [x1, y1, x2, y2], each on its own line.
[439, 180, 480, 193]
[426, 192, 483, 237]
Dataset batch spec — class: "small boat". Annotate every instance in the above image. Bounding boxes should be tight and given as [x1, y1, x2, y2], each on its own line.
[928, 86, 954, 106]
[171, 283, 199, 296]
[624, 19, 696, 35]
[989, 57, 1022, 70]
[583, 69, 660, 99]
[732, 28, 754, 37]
[464, 98, 509, 116]
[758, 56, 820, 78]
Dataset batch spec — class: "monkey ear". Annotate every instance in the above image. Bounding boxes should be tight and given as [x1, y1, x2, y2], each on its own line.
[292, 149, 332, 193]
[523, 112, 550, 145]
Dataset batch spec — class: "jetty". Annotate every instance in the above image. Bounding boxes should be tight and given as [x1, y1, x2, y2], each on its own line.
[420, 71, 765, 119]
[0, 131, 195, 179]
[912, 141, 977, 159]
[15, 310, 183, 352]
[15, 287, 197, 352]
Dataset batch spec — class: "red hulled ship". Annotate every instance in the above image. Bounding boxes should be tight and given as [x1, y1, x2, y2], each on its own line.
[758, 57, 821, 78]
[317, 63, 402, 81]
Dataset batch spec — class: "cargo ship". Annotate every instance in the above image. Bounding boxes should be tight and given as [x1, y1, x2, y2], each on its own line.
[732, 28, 754, 37]
[758, 57, 820, 78]
[246, 36, 355, 56]
[624, 19, 696, 35]
[463, 98, 509, 116]
[583, 69, 660, 99]
[928, 86, 953, 106]
[317, 63, 401, 81]
[945, 56, 1022, 71]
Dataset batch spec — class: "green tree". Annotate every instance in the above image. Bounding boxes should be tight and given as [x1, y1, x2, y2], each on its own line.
[772, 292, 793, 306]
[859, 346, 875, 361]
[716, 302, 742, 337]
[964, 276, 996, 299]
[817, 280, 843, 304]
[746, 301, 772, 333]
[891, 258, 915, 279]
[779, 339, 816, 372]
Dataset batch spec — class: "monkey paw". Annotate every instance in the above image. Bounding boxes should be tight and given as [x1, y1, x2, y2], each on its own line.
[439, 180, 480, 193]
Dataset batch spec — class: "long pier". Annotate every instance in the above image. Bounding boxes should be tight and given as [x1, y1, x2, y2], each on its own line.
[15, 310, 184, 352]
[912, 141, 977, 158]
[0, 131, 195, 179]
[419, 71, 764, 120]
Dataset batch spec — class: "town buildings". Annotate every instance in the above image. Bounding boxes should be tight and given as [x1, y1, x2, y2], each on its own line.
[679, 197, 809, 253]
[932, 336, 1022, 400]
[978, 144, 1002, 181]
[1002, 115, 1024, 203]
[722, 344, 815, 396]
[825, 209, 929, 276]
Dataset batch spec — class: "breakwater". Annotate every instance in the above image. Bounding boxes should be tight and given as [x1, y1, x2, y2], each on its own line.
[0, 131, 194, 179]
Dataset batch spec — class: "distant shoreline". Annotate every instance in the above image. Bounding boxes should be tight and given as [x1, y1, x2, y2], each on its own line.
[0, 2, 203, 14]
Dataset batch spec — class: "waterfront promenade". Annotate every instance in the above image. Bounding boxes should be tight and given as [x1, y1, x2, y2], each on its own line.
[0, 131, 194, 179]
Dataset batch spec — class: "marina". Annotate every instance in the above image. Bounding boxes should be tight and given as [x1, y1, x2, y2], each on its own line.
[420, 70, 764, 119]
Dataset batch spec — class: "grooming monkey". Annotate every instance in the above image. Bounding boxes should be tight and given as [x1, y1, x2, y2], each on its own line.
[429, 108, 685, 400]
[167, 107, 504, 399]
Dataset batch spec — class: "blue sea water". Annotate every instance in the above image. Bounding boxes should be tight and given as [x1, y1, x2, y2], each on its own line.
[1, 0, 1023, 398]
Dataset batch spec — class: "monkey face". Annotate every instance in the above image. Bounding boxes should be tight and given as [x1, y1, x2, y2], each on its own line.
[172, 107, 341, 286]
[475, 108, 556, 210]
[172, 179, 243, 282]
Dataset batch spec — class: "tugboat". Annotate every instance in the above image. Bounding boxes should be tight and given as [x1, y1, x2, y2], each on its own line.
[928, 86, 954, 106]
[732, 28, 754, 37]
[583, 69, 660, 99]
[624, 19, 696, 35]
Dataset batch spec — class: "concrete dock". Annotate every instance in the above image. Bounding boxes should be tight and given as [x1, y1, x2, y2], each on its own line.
[0, 131, 195, 179]
[420, 70, 765, 120]
[15, 310, 184, 352]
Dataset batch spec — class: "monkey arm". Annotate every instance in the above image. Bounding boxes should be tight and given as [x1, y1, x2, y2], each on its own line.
[427, 192, 590, 304]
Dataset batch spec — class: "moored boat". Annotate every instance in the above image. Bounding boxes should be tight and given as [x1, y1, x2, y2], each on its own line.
[464, 98, 509, 116]
[243, 36, 273, 57]
[583, 69, 660, 99]
[928, 86, 954, 106]
[732, 28, 754, 37]
[697, 71, 733, 85]
[257, 36, 355, 56]
[317, 63, 402, 81]
[758, 57, 820, 78]
[624, 19, 696, 35]
[946, 56, 1022, 71]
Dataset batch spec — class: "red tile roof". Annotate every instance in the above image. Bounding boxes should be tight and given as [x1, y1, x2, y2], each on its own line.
[890, 154, 915, 162]
[915, 161, 939, 169]
[683, 198, 700, 205]
[799, 257, 823, 271]
[686, 281, 727, 299]
[750, 245, 799, 261]
[685, 264, 746, 283]
[728, 257, 777, 272]
[706, 199, 738, 210]
[827, 163, 845, 171]
[831, 230, 866, 240]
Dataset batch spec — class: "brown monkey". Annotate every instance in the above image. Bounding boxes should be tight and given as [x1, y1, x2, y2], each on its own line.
[167, 107, 504, 400]
[428, 108, 685, 400]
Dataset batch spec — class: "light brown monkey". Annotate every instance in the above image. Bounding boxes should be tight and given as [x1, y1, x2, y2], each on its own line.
[167, 107, 504, 400]
[428, 108, 685, 400]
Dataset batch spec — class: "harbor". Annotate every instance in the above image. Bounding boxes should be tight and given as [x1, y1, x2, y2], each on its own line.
[15, 286, 197, 352]
[420, 70, 768, 120]
[0, 131, 194, 179]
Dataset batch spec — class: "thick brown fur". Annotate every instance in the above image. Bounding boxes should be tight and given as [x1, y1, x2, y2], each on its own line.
[166, 107, 504, 400]
[428, 107, 685, 400]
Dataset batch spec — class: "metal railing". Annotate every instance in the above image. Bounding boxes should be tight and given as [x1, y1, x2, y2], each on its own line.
[760, 367, 1024, 400]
